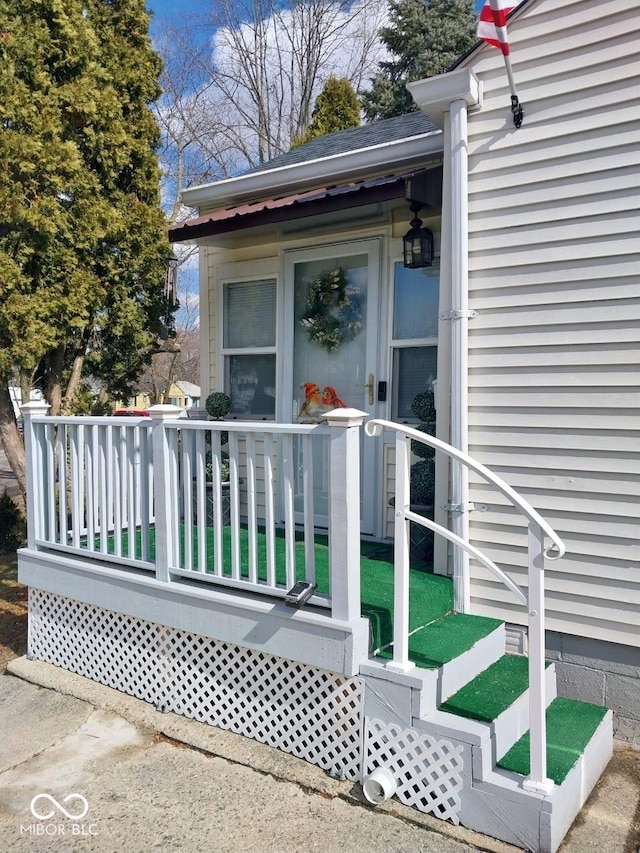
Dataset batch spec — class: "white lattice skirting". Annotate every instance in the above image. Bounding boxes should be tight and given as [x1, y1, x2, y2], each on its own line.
[363, 720, 464, 823]
[28, 589, 363, 781]
[28, 589, 466, 821]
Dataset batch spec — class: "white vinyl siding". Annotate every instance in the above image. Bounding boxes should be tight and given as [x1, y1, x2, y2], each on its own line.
[463, 0, 640, 646]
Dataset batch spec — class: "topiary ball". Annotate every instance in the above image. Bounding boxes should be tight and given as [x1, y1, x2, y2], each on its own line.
[410, 460, 436, 506]
[411, 424, 436, 460]
[205, 391, 231, 420]
[411, 390, 436, 423]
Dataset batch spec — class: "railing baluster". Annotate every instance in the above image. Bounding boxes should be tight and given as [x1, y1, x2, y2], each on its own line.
[86, 425, 96, 552]
[263, 433, 276, 588]
[45, 423, 56, 542]
[58, 423, 68, 546]
[182, 428, 194, 571]
[126, 427, 135, 559]
[113, 426, 123, 558]
[229, 431, 241, 580]
[210, 429, 223, 577]
[282, 433, 296, 591]
[70, 424, 81, 549]
[139, 427, 150, 562]
[99, 425, 108, 555]
[195, 429, 207, 573]
[246, 433, 258, 585]
[302, 433, 315, 585]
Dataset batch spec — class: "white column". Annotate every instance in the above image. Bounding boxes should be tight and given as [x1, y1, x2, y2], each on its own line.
[148, 405, 183, 583]
[322, 408, 366, 623]
[449, 98, 471, 614]
[21, 401, 50, 549]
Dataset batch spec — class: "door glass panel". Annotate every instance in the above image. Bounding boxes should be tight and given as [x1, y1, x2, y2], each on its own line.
[392, 346, 438, 419]
[292, 254, 368, 419]
[393, 263, 439, 339]
[292, 253, 369, 521]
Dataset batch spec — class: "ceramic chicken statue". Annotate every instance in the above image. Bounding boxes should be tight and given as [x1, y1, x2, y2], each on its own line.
[297, 382, 324, 422]
[322, 386, 347, 411]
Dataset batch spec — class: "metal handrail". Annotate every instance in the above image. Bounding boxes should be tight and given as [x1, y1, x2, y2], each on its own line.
[365, 420, 565, 561]
[365, 418, 565, 795]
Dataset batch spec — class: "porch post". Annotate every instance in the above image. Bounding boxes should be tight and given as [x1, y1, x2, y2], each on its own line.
[21, 401, 50, 549]
[148, 405, 183, 583]
[322, 408, 367, 623]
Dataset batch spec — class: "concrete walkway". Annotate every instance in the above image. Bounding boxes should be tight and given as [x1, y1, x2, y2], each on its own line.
[1, 659, 638, 853]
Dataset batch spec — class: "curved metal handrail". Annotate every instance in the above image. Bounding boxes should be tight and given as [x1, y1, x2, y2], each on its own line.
[365, 419, 565, 561]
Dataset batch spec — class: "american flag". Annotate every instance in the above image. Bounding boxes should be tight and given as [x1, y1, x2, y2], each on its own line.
[477, 0, 515, 56]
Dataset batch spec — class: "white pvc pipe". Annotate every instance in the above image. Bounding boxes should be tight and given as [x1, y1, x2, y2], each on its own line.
[449, 99, 471, 614]
[362, 767, 397, 804]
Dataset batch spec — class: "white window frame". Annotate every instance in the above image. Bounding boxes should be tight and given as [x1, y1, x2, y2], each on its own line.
[387, 257, 440, 424]
[217, 261, 280, 421]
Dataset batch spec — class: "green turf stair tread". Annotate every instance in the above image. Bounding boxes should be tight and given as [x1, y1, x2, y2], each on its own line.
[496, 696, 608, 786]
[439, 654, 550, 721]
[378, 612, 502, 669]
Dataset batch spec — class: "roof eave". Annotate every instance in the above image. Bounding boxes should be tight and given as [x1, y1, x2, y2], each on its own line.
[180, 129, 443, 211]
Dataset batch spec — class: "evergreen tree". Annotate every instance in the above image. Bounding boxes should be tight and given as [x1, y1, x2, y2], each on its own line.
[0, 0, 172, 496]
[291, 76, 361, 149]
[362, 0, 477, 121]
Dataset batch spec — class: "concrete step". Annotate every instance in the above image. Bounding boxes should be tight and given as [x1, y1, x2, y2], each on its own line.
[361, 614, 506, 719]
[413, 657, 558, 781]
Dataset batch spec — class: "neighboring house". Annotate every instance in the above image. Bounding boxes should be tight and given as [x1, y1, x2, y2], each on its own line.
[16, 2, 635, 850]
[166, 380, 201, 409]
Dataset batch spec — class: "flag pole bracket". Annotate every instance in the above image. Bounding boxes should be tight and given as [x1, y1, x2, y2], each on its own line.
[511, 95, 524, 129]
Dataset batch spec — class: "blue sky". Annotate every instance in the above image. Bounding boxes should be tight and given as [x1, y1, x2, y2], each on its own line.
[147, 0, 486, 32]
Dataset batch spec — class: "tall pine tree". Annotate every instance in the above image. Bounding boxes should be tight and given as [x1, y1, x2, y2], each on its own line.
[0, 0, 172, 497]
[291, 77, 361, 148]
[362, 0, 476, 121]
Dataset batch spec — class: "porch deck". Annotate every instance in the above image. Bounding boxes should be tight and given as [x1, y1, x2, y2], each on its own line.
[89, 522, 476, 663]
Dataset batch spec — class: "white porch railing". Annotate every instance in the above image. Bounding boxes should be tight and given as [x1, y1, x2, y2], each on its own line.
[364, 419, 566, 797]
[21, 402, 366, 623]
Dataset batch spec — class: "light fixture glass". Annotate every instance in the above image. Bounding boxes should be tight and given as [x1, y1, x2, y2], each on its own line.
[403, 204, 434, 269]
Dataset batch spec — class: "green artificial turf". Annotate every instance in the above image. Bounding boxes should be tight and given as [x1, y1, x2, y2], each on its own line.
[97, 524, 455, 664]
[379, 612, 503, 670]
[497, 697, 608, 785]
[439, 654, 549, 721]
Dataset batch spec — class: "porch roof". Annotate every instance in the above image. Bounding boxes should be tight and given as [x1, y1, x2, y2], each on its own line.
[169, 170, 441, 243]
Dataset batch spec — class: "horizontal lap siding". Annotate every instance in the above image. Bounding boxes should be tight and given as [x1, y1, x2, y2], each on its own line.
[464, 0, 640, 645]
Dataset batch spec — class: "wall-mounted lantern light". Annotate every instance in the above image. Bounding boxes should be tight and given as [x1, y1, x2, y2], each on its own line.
[403, 203, 434, 269]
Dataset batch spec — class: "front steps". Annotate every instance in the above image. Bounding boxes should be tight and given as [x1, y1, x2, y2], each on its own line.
[360, 612, 612, 853]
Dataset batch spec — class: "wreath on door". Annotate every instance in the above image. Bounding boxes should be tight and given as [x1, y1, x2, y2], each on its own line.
[299, 267, 363, 353]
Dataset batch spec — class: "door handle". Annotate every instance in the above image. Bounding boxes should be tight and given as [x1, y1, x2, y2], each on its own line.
[358, 373, 374, 405]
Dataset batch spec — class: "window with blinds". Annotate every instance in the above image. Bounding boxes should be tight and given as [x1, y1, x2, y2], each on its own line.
[222, 279, 277, 418]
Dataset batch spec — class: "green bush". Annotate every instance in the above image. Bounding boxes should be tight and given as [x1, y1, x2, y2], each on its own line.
[0, 491, 25, 553]
[205, 392, 231, 420]
[410, 460, 436, 506]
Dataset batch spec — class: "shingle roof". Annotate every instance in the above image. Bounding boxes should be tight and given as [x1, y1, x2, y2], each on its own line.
[244, 111, 439, 176]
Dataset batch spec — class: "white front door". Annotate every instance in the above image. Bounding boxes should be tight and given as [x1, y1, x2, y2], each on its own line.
[283, 240, 381, 535]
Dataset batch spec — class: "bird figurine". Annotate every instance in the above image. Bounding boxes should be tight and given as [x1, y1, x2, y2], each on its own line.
[297, 382, 323, 422]
[322, 386, 347, 411]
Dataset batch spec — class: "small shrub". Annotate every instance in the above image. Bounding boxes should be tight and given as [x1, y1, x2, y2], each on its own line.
[410, 460, 436, 506]
[205, 392, 231, 420]
[0, 491, 25, 553]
